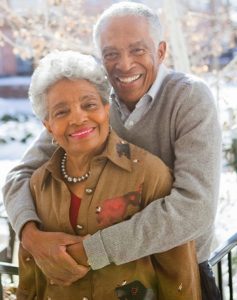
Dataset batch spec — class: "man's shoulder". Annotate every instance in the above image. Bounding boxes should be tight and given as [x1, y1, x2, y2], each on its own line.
[30, 162, 49, 184]
[163, 71, 215, 106]
[166, 71, 208, 89]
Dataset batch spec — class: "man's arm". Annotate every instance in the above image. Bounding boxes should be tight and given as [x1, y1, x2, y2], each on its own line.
[83, 80, 222, 269]
[2, 129, 89, 285]
[2, 129, 55, 235]
[21, 222, 90, 286]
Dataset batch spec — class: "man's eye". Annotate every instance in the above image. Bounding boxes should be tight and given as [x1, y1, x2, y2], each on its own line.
[132, 48, 145, 55]
[103, 52, 118, 60]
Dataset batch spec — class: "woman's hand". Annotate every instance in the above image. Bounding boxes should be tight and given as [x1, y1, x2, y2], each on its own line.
[66, 235, 91, 266]
[21, 222, 90, 286]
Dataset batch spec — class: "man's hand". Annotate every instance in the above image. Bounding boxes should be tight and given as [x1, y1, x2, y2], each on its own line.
[21, 222, 90, 286]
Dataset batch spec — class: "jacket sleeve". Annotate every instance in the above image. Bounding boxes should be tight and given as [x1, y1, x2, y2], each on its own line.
[83, 79, 222, 270]
[2, 128, 56, 237]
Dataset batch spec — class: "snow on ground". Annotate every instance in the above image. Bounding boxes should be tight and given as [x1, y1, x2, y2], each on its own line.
[215, 170, 237, 246]
[0, 98, 43, 206]
[0, 98, 43, 252]
[0, 76, 31, 87]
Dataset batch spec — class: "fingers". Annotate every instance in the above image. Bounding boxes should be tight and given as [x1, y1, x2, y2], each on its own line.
[48, 264, 90, 286]
[21, 229, 90, 285]
[35, 243, 90, 285]
[59, 232, 84, 246]
[66, 241, 89, 266]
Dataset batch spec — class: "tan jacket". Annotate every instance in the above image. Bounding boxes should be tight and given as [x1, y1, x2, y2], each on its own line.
[17, 131, 201, 300]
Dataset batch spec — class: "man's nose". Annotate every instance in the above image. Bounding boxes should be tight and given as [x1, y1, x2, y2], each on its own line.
[116, 53, 134, 72]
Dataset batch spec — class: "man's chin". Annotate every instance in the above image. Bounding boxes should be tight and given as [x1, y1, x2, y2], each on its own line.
[117, 93, 140, 109]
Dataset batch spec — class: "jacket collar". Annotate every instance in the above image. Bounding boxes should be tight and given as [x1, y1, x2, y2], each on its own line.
[41, 130, 132, 188]
[97, 130, 132, 172]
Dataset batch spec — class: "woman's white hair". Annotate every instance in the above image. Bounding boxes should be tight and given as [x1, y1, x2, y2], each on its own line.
[93, 1, 163, 56]
[29, 50, 111, 121]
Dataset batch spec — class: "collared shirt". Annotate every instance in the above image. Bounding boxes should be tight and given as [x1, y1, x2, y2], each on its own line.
[111, 64, 171, 129]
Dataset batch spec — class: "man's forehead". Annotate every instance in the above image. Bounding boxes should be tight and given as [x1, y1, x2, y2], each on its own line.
[100, 17, 150, 47]
[101, 40, 147, 52]
[100, 14, 148, 32]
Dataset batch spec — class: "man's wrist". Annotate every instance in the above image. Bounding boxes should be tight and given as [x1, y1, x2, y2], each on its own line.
[83, 231, 110, 270]
[21, 221, 40, 252]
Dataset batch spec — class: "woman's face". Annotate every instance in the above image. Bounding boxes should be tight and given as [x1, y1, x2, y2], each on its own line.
[44, 78, 110, 157]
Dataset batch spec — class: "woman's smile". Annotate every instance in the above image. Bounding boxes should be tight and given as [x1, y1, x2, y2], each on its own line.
[69, 127, 95, 139]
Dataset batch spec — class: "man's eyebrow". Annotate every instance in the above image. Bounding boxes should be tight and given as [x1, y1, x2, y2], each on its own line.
[128, 40, 147, 48]
[102, 41, 147, 54]
[102, 46, 117, 54]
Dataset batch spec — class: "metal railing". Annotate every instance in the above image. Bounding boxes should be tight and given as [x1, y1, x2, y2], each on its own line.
[0, 232, 237, 299]
[210, 232, 237, 300]
[0, 262, 18, 300]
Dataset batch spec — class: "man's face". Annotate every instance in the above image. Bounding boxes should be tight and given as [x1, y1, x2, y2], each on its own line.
[100, 15, 166, 110]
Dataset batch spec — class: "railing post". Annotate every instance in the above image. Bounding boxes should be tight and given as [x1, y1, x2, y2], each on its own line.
[0, 273, 3, 300]
[228, 252, 233, 300]
[217, 261, 223, 299]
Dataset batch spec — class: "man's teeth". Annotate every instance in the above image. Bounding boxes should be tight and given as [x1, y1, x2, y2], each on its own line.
[118, 74, 140, 83]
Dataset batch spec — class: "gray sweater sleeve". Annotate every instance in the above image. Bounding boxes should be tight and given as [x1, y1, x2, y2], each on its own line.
[2, 129, 56, 237]
[84, 80, 222, 269]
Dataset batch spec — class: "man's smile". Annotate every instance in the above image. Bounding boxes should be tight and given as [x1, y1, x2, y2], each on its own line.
[116, 74, 142, 84]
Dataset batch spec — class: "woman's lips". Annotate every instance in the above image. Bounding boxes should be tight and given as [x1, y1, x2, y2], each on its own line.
[69, 127, 94, 139]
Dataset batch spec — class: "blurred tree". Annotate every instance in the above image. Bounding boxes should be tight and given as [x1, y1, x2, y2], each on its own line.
[0, 0, 95, 64]
[178, 0, 237, 78]
[0, 0, 236, 78]
[163, 0, 190, 73]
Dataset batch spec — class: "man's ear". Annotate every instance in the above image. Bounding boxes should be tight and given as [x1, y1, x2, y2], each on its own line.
[105, 102, 110, 116]
[43, 120, 52, 134]
[157, 41, 166, 62]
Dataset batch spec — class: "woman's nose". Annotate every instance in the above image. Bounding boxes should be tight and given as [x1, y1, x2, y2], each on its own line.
[69, 106, 88, 125]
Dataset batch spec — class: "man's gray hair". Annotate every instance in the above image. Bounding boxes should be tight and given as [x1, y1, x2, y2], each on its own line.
[93, 1, 163, 56]
[29, 50, 110, 121]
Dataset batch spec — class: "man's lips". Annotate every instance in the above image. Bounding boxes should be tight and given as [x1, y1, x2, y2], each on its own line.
[116, 74, 142, 84]
[69, 127, 94, 139]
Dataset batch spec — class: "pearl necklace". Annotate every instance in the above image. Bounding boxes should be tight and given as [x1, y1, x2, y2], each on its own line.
[61, 153, 91, 184]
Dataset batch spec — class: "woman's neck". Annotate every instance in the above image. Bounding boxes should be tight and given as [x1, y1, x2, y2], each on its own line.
[66, 153, 92, 177]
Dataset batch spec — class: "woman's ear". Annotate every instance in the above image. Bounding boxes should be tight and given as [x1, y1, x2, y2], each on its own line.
[43, 120, 52, 134]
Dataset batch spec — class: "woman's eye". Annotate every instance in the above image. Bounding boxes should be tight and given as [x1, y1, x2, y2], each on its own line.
[85, 102, 97, 110]
[54, 110, 68, 118]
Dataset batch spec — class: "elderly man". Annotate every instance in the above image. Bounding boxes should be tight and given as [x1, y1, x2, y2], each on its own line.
[3, 2, 221, 299]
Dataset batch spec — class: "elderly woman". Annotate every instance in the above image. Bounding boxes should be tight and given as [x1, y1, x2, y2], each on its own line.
[17, 50, 201, 300]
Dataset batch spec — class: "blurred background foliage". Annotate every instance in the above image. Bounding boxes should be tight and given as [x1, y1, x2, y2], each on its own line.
[0, 0, 237, 168]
